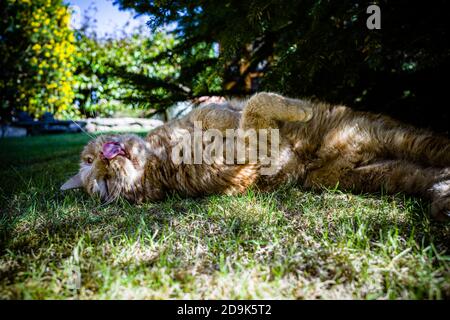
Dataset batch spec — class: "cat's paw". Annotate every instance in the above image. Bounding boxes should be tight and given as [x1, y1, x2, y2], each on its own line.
[284, 98, 314, 122]
[430, 181, 450, 221]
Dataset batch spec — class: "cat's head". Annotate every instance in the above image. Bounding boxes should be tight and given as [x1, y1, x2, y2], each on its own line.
[61, 134, 149, 202]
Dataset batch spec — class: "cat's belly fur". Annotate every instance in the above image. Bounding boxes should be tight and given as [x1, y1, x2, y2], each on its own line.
[146, 108, 372, 198]
[144, 101, 450, 201]
[149, 123, 346, 197]
[146, 121, 315, 197]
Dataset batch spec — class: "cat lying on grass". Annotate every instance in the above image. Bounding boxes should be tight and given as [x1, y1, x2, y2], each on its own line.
[61, 92, 450, 221]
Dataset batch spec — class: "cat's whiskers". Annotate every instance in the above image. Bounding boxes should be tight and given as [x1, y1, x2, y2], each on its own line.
[70, 119, 95, 140]
[103, 184, 119, 205]
[129, 182, 139, 202]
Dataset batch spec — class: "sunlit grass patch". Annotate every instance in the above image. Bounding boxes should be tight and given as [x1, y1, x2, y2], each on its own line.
[0, 134, 449, 299]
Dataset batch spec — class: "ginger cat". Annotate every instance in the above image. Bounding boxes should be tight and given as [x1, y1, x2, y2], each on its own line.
[61, 93, 450, 220]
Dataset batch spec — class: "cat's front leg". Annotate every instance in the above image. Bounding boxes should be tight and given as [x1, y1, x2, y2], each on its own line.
[240, 92, 313, 130]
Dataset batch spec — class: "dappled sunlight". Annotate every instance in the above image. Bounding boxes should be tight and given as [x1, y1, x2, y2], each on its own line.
[1, 154, 449, 299]
[1, 0, 450, 300]
[1, 146, 450, 299]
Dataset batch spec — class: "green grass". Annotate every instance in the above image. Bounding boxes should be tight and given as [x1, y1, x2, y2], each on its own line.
[0, 133, 449, 299]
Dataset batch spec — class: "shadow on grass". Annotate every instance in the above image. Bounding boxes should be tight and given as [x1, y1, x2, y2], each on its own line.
[0, 133, 449, 299]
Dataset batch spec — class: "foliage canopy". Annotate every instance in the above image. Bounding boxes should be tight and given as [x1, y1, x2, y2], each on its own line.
[1, 0, 449, 132]
[116, 0, 450, 132]
[73, 29, 179, 118]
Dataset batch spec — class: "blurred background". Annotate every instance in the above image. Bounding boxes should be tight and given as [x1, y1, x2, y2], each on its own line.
[1, 0, 449, 136]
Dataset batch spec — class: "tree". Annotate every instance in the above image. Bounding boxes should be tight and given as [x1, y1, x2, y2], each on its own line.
[73, 26, 186, 118]
[0, 0, 77, 120]
[114, 0, 450, 133]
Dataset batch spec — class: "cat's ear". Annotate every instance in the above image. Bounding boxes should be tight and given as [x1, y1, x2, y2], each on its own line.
[60, 173, 83, 191]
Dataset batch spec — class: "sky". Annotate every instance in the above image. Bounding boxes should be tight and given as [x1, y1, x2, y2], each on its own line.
[67, 0, 149, 38]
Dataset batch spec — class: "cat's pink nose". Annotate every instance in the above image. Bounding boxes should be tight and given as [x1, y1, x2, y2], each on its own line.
[102, 141, 126, 160]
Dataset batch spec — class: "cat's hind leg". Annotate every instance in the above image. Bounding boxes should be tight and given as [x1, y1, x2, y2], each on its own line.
[306, 160, 450, 220]
[351, 161, 450, 220]
[240, 92, 313, 130]
[378, 126, 450, 168]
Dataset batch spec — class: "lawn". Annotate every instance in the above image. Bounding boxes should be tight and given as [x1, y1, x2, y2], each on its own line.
[0, 133, 449, 299]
